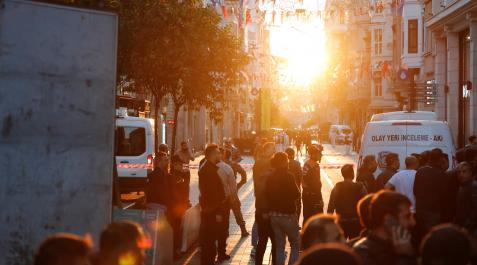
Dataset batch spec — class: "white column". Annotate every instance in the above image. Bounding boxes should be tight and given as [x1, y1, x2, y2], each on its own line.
[469, 19, 477, 136]
[446, 30, 460, 144]
[435, 36, 447, 120]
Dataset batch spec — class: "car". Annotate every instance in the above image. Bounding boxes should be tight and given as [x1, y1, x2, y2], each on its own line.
[358, 120, 455, 175]
[329, 125, 353, 145]
[115, 108, 155, 193]
[370, 111, 437, 121]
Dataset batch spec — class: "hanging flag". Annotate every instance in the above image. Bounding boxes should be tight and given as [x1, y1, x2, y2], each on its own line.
[221, 5, 228, 17]
[246, 9, 252, 24]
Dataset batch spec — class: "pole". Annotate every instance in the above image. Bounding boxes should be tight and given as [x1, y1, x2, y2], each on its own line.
[409, 71, 416, 111]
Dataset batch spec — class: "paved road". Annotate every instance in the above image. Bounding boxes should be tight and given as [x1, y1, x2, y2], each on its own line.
[176, 144, 357, 265]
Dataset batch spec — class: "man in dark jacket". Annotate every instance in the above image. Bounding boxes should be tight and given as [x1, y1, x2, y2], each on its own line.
[285, 147, 303, 217]
[455, 162, 477, 235]
[146, 152, 172, 210]
[327, 164, 366, 238]
[353, 191, 416, 265]
[413, 148, 446, 242]
[198, 144, 228, 265]
[266, 152, 301, 265]
[357, 155, 378, 193]
[375, 153, 400, 191]
[302, 145, 323, 226]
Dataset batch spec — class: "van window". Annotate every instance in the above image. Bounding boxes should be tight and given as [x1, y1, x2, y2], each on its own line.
[117, 126, 146, 156]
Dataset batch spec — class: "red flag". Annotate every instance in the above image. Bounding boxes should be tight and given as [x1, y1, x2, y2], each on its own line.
[246, 9, 251, 24]
[221, 5, 228, 17]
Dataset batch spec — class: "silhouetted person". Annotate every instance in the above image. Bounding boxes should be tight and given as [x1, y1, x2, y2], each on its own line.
[327, 164, 366, 238]
[348, 193, 375, 246]
[302, 145, 323, 226]
[34, 233, 92, 265]
[146, 152, 172, 211]
[301, 214, 345, 251]
[175, 141, 195, 207]
[375, 153, 400, 190]
[296, 243, 362, 265]
[170, 155, 190, 258]
[357, 155, 378, 193]
[354, 191, 416, 265]
[285, 147, 303, 217]
[455, 162, 477, 234]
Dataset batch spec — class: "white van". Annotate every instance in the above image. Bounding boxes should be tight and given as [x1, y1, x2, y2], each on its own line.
[371, 111, 437, 121]
[359, 120, 455, 174]
[329, 125, 353, 145]
[116, 112, 155, 192]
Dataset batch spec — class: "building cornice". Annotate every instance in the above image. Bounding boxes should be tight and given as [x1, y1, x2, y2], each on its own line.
[426, 0, 477, 31]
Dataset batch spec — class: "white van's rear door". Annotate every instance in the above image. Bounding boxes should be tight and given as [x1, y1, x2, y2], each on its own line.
[116, 119, 149, 178]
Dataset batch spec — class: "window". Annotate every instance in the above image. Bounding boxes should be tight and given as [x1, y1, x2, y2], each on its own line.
[374, 77, 382, 97]
[374, 29, 382, 55]
[408, 19, 418, 53]
[117, 126, 146, 156]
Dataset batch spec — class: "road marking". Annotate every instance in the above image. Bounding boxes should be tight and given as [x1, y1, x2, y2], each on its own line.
[321, 169, 334, 189]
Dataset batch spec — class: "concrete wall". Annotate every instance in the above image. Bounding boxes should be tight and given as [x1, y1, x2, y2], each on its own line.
[0, 1, 117, 264]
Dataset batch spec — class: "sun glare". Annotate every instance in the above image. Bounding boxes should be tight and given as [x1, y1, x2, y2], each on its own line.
[270, 17, 328, 87]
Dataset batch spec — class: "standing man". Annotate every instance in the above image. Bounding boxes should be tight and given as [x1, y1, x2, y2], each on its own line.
[385, 156, 419, 213]
[455, 162, 477, 235]
[375, 153, 400, 191]
[302, 145, 323, 226]
[327, 164, 366, 239]
[223, 138, 247, 190]
[176, 141, 195, 207]
[198, 144, 228, 265]
[357, 155, 378, 193]
[170, 155, 190, 259]
[285, 147, 303, 219]
[146, 152, 172, 211]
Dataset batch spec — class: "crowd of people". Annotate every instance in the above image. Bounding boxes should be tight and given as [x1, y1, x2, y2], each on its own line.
[32, 136, 477, 265]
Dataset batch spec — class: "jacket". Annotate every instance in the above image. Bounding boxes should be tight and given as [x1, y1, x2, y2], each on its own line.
[357, 168, 377, 193]
[198, 160, 226, 214]
[354, 233, 416, 265]
[302, 159, 322, 197]
[265, 169, 300, 214]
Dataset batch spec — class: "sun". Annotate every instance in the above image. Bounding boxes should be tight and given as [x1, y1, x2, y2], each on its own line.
[270, 17, 329, 87]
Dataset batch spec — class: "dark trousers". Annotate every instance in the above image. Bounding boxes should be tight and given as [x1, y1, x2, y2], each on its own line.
[255, 213, 275, 265]
[339, 218, 362, 239]
[184, 171, 191, 204]
[167, 213, 183, 252]
[302, 192, 323, 227]
[218, 206, 231, 256]
[200, 212, 221, 265]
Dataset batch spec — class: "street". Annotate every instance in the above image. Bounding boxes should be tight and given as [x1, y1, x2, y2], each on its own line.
[176, 144, 357, 265]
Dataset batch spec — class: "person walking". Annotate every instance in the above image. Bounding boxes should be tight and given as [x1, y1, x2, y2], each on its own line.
[327, 164, 366, 239]
[198, 144, 228, 265]
[375, 153, 400, 191]
[357, 155, 378, 193]
[302, 145, 324, 226]
[253, 142, 276, 263]
[265, 152, 301, 265]
[285, 147, 303, 218]
[385, 155, 419, 213]
[175, 141, 196, 207]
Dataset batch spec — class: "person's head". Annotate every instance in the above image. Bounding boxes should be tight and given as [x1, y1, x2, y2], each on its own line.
[171, 154, 183, 172]
[385, 153, 400, 171]
[99, 221, 147, 265]
[34, 233, 92, 265]
[301, 214, 345, 250]
[440, 153, 449, 171]
[420, 150, 431, 167]
[455, 148, 466, 163]
[284, 147, 295, 160]
[464, 147, 477, 169]
[153, 152, 169, 171]
[404, 156, 419, 170]
[262, 142, 276, 158]
[369, 190, 414, 232]
[357, 193, 374, 229]
[468, 135, 476, 145]
[410, 153, 422, 167]
[308, 145, 322, 161]
[362, 155, 377, 173]
[180, 141, 188, 151]
[296, 243, 362, 265]
[457, 161, 473, 184]
[158, 144, 169, 155]
[204, 144, 220, 164]
[429, 148, 444, 168]
[420, 224, 472, 265]
[271, 152, 289, 170]
[341, 164, 354, 180]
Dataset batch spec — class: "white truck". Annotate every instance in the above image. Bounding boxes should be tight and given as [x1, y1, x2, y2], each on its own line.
[0, 1, 117, 263]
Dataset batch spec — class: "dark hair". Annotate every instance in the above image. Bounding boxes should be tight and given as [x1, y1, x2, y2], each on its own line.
[420, 150, 431, 166]
[404, 156, 418, 169]
[469, 135, 476, 142]
[420, 224, 472, 265]
[181, 141, 187, 145]
[297, 243, 362, 265]
[99, 221, 145, 257]
[341, 164, 354, 180]
[285, 147, 295, 159]
[308, 145, 320, 157]
[34, 233, 92, 265]
[464, 147, 477, 163]
[455, 148, 466, 163]
[158, 144, 169, 152]
[369, 191, 411, 228]
[271, 152, 288, 169]
[301, 214, 338, 250]
[362, 155, 376, 167]
[204, 144, 219, 158]
[385, 153, 399, 167]
[357, 193, 374, 229]
[429, 148, 444, 166]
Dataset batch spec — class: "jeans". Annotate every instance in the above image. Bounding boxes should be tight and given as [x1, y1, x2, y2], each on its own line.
[251, 220, 258, 248]
[270, 213, 300, 265]
[302, 192, 323, 227]
[255, 213, 275, 265]
[218, 207, 230, 256]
